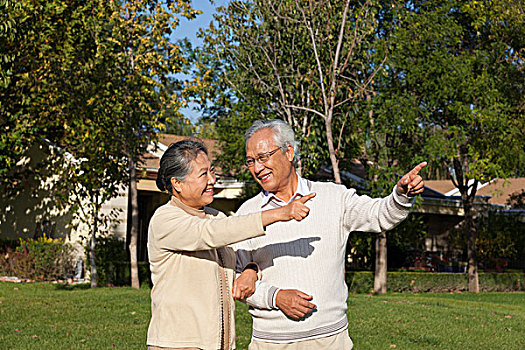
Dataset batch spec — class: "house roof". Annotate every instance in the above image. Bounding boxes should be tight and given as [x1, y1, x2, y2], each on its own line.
[139, 134, 220, 172]
[424, 180, 457, 195]
[476, 178, 525, 206]
[423, 178, 525, 206]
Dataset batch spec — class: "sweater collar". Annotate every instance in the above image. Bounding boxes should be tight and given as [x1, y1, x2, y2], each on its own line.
[170, 196, 207, 219]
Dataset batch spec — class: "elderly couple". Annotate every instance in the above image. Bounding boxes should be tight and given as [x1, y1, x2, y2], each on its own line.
[146, 119, 426, 350]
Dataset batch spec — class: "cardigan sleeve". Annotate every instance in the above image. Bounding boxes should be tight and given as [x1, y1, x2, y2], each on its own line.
[149, 206, 265, 251]
[233, 241, 279, 310]
[342, 185, 414, 233]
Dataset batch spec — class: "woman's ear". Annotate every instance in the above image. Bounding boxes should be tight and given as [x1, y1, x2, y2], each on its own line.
[171, 177, 182, 193]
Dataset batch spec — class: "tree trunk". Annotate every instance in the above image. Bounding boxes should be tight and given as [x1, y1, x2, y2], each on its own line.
[464, 203, 479, 293]
[129, 156, 140, 289]
[90, 203, 98, 288]
[452, 157, 479, 293]
[374, 232, 387, 294]
[324, 117, 341, 184]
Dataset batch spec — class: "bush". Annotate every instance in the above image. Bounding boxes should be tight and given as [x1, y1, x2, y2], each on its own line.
[346, 271, 525, 293]
[85, 235, 126, 286]
[85, 236, 152, 287]
[0, 235, 75, 281]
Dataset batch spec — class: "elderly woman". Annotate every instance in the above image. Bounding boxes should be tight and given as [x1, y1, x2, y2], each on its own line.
[147, 140, 314, 350]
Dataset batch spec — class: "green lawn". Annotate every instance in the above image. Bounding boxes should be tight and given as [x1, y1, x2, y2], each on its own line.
[0, 282, 523, 349]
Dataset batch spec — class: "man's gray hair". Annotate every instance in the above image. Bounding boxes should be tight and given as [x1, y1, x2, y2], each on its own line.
[244, 119, 300, 165]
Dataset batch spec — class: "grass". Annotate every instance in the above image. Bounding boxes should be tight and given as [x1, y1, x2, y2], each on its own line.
[0, 282, 523, 349]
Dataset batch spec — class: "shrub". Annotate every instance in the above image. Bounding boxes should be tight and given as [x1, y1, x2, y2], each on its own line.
[85, 236, 151, 287]
[0, 235, 75, 281]
[346, 271, 525, 293]
[85, 235, 127, 286]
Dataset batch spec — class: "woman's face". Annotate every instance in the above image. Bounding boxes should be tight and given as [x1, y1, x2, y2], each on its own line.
[172, 151, 216, 209]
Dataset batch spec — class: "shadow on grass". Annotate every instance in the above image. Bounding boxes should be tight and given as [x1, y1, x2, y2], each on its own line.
[53, 283, 91, 291]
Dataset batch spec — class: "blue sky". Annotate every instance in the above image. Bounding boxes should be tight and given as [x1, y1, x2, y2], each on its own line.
[174, 1, 228, 123]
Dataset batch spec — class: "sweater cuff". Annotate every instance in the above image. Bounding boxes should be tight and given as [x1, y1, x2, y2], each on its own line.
[392, 185, 414, 208]
[243, 263, 262, 280]
[269, 286, 281, 310]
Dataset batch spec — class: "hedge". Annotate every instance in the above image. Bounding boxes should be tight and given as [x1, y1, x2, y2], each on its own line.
[98, 266, 524, 292]
[85, 261, 152, 288]
[346, 271, 525, 293]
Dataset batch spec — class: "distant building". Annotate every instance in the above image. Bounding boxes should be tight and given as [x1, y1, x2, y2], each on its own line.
[2, 134, 523, 269]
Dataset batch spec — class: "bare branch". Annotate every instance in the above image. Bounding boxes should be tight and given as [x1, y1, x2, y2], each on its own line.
[337, 118, 346, 153]
[329, 0, 351, 101]
[285, 104, 326, 119]
[296, 3, 328, 114]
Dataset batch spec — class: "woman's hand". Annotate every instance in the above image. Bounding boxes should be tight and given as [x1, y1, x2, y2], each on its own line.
[281, 193, 316, 221]
[261, 193, 316, 226]
[232, 269, 258, 300]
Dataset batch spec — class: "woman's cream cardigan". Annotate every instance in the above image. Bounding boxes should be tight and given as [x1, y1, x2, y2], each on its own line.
[147, 197, 265, 350]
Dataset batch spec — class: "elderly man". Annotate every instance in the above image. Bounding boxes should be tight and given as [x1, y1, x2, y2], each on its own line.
[232, 119, 426, 349]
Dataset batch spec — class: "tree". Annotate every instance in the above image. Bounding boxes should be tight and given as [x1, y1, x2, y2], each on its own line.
[0, 0, 128, 287]
[196, 0, 386, 182]
[389, 0, 524, 292]
[99, 0, 199, 288]
[348, 1, 428, 293]
[1, 0, 198, 287]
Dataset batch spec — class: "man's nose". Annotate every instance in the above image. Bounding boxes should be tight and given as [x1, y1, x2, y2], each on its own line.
[253, 159, 265, 173]
[208, 171, 216, 184]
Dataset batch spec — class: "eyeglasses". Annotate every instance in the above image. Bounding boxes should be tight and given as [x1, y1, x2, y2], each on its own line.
[245, 148, 281, 167]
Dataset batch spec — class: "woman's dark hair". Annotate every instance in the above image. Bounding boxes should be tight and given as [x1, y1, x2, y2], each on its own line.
[156, 139, 208, 194]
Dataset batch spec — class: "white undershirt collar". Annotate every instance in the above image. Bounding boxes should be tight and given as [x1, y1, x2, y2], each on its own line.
[260, 173, 312, 208]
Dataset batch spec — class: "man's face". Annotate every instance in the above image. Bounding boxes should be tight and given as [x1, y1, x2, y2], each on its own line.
[246, 128, 295, 193]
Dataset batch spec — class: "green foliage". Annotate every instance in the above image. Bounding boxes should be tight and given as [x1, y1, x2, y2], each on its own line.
[475, 212, 524, 268]
[445, 210, 525, 268]
[0, 0, 198, 209]
[194, 0, 381, 182]
[392, 0, 524, 181]
[346, 271, 525, 293]
[0, 235, 74, 281]
[84, 235, 151, 287]
[84, 235, 126, 286]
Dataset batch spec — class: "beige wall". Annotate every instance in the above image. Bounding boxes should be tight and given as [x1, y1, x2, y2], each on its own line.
[1, 144, 129, 261]
[1, 145, 73, 242]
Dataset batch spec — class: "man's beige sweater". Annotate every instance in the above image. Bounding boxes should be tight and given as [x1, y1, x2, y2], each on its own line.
[147, 197, 265, 349]
[234, 178, 413, 343]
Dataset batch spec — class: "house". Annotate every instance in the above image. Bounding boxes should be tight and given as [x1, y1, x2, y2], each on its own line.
[0, 134, 244, 263]
[418, 178, 525, 253]
[2, 134, 523, 271]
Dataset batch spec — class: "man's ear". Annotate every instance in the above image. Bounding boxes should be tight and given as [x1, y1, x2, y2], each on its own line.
[285, 145, 295, 162]
[171, 177, 182, 193]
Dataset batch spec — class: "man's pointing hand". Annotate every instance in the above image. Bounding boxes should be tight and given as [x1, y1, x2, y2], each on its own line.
[397, 161, 427, 197]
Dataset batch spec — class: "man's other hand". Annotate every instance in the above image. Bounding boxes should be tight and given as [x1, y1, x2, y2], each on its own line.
[275, 289, 317, 319]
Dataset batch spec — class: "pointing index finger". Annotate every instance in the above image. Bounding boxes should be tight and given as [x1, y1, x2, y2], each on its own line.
[409, 161, 428, 176]
[298, 193, 316, 203]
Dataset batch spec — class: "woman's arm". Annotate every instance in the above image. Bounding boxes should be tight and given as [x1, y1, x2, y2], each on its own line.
[150, 193, 316, 252]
